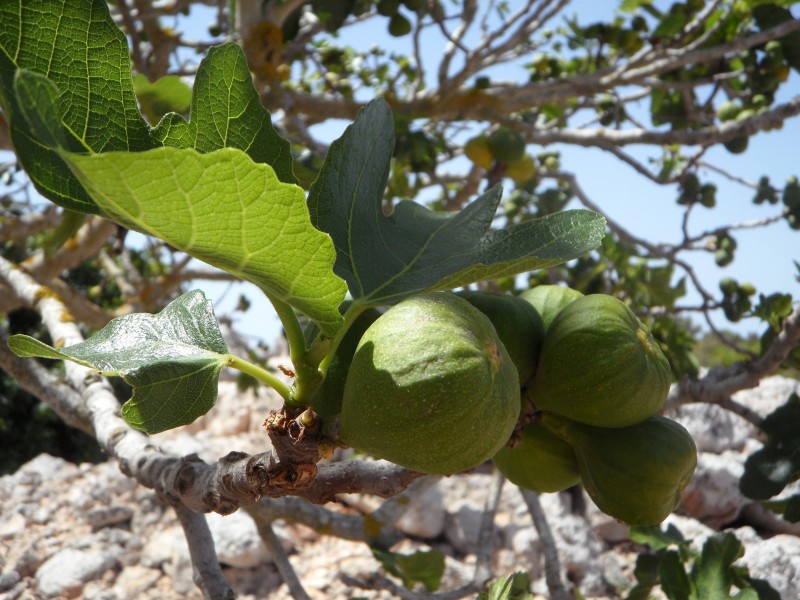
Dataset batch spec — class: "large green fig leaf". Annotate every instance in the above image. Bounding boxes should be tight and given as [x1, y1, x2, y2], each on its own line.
[307, 98, 606, 307]
[0, 0, 156, 212]
[151, 42, 296, 184]
[12, 63, 343, 335]
[8, 290, 229, 434]
[60, 146, 346, 336]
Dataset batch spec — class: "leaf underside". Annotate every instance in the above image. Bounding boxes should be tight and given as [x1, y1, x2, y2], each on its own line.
[9, 290, 230, 433]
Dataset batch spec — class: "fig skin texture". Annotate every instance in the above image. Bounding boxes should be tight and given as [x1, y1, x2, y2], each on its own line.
[530, 294, 672, 428]
[456, 290, 545, 386]
[519, 284, 584, 331]
[544, 413, 697, 526]
[493, 422, 581, 493]
[338, 292, 521, 475]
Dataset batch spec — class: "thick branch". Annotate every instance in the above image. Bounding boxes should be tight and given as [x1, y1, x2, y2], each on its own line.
[667, 303, 800, 410]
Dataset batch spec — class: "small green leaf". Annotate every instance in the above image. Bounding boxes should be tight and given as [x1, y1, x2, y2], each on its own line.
[60, 146, 346, 337]
[372, 548, 445, 592]
[659, 549, 693, 600]
[627, 553, 661, 600]
[152, 43, 296, 184]
[740, 394, 800, 500]
[478, 572, 534, 600]
[689, 533, 744, 599]
[308, 98, 606, 307]
[8, 290, 229, 433]
[630, 524, 687, 550]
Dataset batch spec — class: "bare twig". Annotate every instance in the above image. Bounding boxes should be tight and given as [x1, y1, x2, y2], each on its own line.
[173, 504, 235, 600]
[519, 488, 571, 600]
[252, 517, 311, 600]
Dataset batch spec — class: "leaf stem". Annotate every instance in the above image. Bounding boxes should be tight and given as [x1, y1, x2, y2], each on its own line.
[264, 292, 322, 406]
[226, 354, 291, 401]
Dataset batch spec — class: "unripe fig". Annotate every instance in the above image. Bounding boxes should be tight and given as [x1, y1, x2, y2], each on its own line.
[464, 136, 494, 170]
[388, 13, 412, 36]
[544, 413, 697, 525]
[338, 293, 520, 475]
[506, 154, 537, 183]
[312, 307, 382, 423]
[530, 294, 672, 428]
[487, 128, 526, 164]
[493, 422, 580, 493]
[519, 284, 584, 331]
[456, 291, 545, 386]
[716, 100, 740, 122]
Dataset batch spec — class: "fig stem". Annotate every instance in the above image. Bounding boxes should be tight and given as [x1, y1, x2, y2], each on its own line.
[265, 292, 319, 404]
[226, 354, 292, 401]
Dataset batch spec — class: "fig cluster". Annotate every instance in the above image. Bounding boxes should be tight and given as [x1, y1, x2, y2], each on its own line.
[316, 286, 696, 525]
[464, 128, 537, 183]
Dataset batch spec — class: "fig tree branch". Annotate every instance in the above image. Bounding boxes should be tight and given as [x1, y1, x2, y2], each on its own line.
[252, 517, 312, 600]
[173, 503, 235, 600]
[520, 487, 571, 600]
[0, 253, 427, 510]
[666, 302, 800, 416]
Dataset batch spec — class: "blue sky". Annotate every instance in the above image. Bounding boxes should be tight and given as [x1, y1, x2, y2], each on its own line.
[176, 1, 799, 343]
[3, 2, 796, 345]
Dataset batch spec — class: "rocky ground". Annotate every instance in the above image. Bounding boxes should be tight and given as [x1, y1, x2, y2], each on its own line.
[2, 374, 800, 599]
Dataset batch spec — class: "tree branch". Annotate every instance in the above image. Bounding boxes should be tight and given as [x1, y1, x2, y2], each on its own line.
[173, 503, 235, 600]
[666, 303, 800, 412]
[519, 488, 571, 600]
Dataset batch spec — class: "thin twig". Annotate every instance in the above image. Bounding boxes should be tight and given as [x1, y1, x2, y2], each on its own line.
[252, 517, 311, 600]
[173, 504, 235, 600]
[519, 488, 571, 600]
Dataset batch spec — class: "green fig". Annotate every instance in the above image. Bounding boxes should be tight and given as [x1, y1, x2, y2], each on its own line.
[338, 293, 520, 475]
[544, 413, 697, 525]
[456, 290, 545, 386]
[519, 284, 584, 331]
[530, 294, 672, 428]
[493, 422, 581, 493]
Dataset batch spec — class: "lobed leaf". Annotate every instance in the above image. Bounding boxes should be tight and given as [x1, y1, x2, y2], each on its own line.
[151, 43, 296, 184]
[307, 98, 606, 307]
[61, 146, 346, 336]
[8, 290, 229, 434]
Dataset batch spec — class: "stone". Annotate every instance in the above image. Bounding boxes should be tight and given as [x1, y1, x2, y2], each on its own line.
[35, 548, 118, 598]
[680, 450, 747, 528]
[140, 526, 189, 568]
[738, 534, 800, 599]
[111, 565, 163, 598]
[396, 483, 446, 539]
[86, 506, 135, 529]
[206, 511, 271, 568]
[0, 570, 21, 593]
[667, 402, 754, 454]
